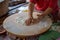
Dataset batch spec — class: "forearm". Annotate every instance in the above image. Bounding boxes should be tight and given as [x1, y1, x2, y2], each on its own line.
[42, 7, 53, 16]
[29, 2, 34, 18]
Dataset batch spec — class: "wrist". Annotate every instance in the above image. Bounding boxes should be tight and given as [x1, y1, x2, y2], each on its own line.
[29, 14, 33, 18]
[40, 13, 46, 16]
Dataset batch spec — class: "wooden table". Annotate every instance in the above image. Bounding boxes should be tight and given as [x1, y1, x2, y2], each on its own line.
[3, 12, 52, 40]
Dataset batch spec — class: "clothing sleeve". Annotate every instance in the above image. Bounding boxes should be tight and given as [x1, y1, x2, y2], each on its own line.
[30, 0, 36, 4]
[48, 0, 58, 9]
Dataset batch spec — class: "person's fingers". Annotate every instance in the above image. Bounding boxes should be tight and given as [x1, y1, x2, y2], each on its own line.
[37, 13, 42, 16]
[37, 14, 42, 19]
[32, 19, 40, 24]
[26, 20, 30, 25]
[37, 14, 40, 17]
[25, 19, 32, 26]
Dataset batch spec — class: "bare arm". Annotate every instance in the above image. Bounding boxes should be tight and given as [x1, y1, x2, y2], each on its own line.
[41, 7, 53, 16]
[25, 2, 35, 26]
[29, 2, 35, 18]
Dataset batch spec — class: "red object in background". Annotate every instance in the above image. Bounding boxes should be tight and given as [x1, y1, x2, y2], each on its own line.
[58, 8, 60, 20]
[30, 0, 58, 14]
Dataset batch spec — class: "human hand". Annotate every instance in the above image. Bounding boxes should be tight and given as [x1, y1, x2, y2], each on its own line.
[32, 14, 44, 24]
[37, 13, 44, 20]
[32, 18, 40, 24]
[25, 17, 33, 26]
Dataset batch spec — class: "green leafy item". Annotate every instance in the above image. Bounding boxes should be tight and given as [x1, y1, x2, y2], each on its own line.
[38, 30, 60, 40]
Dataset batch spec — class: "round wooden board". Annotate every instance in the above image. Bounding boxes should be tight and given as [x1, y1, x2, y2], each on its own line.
[3, 12, 52, 37]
